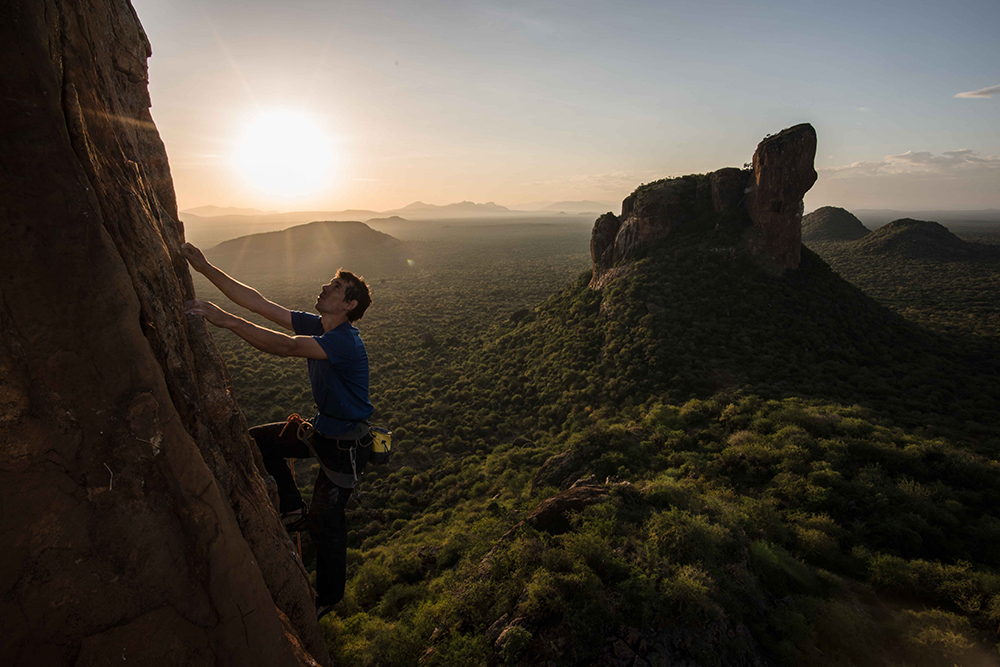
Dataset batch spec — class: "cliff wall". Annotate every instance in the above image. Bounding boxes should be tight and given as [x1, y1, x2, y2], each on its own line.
[0, 1, 327, 664]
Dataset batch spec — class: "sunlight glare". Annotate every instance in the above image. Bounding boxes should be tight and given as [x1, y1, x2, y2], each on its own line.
[234, 110, 335, 197]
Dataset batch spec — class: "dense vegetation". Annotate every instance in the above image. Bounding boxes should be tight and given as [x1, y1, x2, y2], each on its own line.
[196, 216, 1000, 666]
[801, 207, 869, 242]
[849, 219, 997, 261]
[808, 227, 1000, 345]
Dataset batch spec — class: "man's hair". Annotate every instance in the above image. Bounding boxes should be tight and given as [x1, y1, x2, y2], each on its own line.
[335, 269, 372, 322]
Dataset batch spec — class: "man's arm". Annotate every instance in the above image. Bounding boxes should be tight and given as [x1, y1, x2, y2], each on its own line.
[185, 299, 326, 359]
[181, 242, 294, 331]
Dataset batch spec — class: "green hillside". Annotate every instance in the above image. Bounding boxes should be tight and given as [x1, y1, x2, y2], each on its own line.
[802, 207, 869, 242]
[808, 222, 1000, 343]
[204, 217, 1000, 666]
[852, 219, 991, 261]
[330, 225, 1000, 666]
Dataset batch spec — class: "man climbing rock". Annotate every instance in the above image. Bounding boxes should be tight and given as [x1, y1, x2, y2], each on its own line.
[181, 242, 373, 620]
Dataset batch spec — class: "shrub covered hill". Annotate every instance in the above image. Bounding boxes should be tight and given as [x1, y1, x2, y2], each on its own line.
[851, 218, 998, 261]
[805, 214, 1000, 342]
[206, 219, 408, 282]
[801, 206, 870, 242]
[331, 125, 1000, 667]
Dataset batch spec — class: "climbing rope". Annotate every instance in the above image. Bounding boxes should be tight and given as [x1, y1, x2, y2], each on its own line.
[279, 413, 308, 561]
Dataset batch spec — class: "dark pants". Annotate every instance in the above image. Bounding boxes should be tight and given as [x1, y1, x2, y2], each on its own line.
[250, 421, 362, 606]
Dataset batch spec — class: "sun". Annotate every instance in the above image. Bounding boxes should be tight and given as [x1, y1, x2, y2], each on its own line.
[234, 110, 335, 197]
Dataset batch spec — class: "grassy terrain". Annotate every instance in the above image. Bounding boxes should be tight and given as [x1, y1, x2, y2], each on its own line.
[195, 217, 1000, 666]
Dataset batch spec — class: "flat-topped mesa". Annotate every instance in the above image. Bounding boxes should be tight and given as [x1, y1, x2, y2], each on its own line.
[589, 123, 817, 287]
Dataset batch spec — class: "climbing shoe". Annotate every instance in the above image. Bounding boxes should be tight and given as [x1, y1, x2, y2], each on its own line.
[281, 509, 308, 533]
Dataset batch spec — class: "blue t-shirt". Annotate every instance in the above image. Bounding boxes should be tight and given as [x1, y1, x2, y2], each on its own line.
[291, 311, 373, 436]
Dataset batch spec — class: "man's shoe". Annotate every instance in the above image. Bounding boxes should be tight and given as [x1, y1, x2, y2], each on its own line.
[281, 509, 308, 533]
[316, 602, 335, 620]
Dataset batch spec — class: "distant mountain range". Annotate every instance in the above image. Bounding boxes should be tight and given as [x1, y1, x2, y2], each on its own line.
[178, 200, 604, 246]
[385, 200, 512, 217]
[181, 200, 611, 222]
[183, 205, 278, 217]
[509, 200, 616, 213]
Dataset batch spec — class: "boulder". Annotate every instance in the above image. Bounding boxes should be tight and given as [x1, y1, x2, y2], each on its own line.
[0, 1, 325, 664]
[524, 478, 612, 534]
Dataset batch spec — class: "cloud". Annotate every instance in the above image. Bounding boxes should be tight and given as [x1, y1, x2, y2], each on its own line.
[954, 84, 1000, 98]
[823, 149, 1000, 178]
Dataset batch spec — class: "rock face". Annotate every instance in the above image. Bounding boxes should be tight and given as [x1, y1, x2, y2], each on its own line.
[590, 124, 817, 287]
[744, 123, 818, 269]
[0, 2, 326, 665]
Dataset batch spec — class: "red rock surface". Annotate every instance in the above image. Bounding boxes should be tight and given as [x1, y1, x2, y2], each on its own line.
[745, 123, 818, 270]
[0, 1, 326, 664]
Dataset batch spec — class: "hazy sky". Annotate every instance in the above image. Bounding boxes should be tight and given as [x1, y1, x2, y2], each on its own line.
[132, 0, 1000, 213]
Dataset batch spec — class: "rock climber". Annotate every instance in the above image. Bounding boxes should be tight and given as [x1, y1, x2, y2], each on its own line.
[181, 242, 373, 621]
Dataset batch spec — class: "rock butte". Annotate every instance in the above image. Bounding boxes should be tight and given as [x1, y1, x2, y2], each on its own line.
[1, 1, 326, 665]
[590, 123, 818, 288]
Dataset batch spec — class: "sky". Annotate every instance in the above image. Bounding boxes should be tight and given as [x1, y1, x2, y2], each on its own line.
[131, 0, 1000, 213]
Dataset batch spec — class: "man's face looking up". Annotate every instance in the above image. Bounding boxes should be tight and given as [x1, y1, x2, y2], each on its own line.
[316, 277, 353, 315]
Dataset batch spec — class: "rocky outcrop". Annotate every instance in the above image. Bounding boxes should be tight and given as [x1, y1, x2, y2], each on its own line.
[0, 1, 325, 665]
[531, 450, 584, 491]
[708, 167, 748, 213]
[744, 123, 818, 269]
[590, 212, 622, 271]
[478, 478, 621, 574]
[524, 477, 614, 534]
[590, 124, 817, 287]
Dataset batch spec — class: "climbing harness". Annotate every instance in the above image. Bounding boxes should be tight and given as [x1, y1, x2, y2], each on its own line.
[281, 413, 371, 489]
